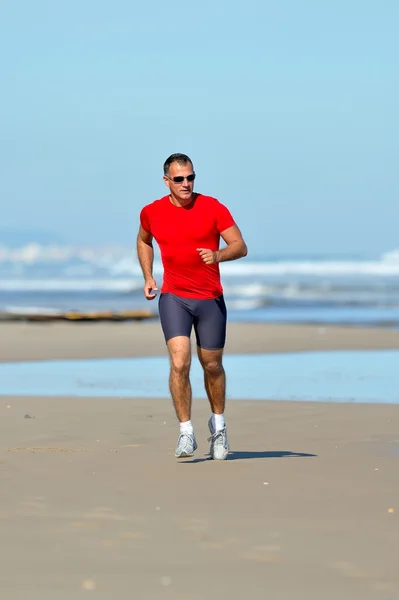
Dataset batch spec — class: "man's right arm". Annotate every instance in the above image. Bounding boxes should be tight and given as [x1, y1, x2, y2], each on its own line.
[136, 225, 158, 300]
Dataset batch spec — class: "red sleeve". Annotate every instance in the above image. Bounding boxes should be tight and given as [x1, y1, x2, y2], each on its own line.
[140, 205, 152, 234]
[215, 201, 235, 233]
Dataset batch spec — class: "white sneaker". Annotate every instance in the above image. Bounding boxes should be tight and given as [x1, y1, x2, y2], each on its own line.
[208, 417, 229, 460]
[174, 432, 198, 458]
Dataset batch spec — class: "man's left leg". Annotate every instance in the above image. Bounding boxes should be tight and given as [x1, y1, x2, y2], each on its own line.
[195, 295, 229, 460]
[197, 347, 229, 460]
[197, 346, 226, 416]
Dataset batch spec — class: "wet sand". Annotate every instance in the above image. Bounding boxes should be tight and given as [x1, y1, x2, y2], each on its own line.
[0, 322, 398, 599]
[2, 320, 399, 362]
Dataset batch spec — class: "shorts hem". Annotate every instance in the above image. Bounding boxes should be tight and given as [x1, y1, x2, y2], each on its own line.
[196, 343, 225, 351]
[164, 333, 191, 343]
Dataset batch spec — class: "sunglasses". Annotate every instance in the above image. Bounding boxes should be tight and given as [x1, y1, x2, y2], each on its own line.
[167, 173, 196, 184]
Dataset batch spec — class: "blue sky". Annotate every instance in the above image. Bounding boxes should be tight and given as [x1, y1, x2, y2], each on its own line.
[0, 0, 397, 257]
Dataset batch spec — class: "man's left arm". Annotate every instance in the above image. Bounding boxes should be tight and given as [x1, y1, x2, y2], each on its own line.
[197, 224, 248, 265]
[216, 225, 247, 263]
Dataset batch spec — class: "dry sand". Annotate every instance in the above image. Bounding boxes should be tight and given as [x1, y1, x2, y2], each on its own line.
[0, 321, 398, 599]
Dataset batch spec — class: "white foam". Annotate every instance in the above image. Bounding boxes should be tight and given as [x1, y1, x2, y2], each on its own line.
[227, 298, 266, 310]
[381, 249, 399, 263]
[0, 244, 134, 265]
[220, 260, 399, 276]
[1, 243, 399, 279]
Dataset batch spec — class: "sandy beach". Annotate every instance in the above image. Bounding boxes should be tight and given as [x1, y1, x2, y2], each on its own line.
[2, 320, 399, 362]
[1, 321, 398, 599]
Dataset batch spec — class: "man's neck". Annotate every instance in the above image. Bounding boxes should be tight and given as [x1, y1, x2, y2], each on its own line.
[169, 192, 196, 207]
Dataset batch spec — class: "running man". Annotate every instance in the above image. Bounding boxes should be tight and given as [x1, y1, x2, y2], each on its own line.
[136, 153, 247, 460]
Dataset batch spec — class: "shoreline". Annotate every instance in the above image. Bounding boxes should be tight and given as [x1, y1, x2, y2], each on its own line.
[1, 321, 399, 364]
[1, 308, 399, 331]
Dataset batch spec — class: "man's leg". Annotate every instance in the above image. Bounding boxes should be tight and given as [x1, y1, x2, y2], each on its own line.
[196, 347, 226, 416]
[167, 335, 198, 457]
[158, 293, 197, 457]
[194, 296, 229, 460]
[167, 335, 192, 423]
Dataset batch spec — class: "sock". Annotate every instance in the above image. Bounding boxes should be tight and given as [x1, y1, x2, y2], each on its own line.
[180, 420, 194, 435]
[213, 413, 225, 432]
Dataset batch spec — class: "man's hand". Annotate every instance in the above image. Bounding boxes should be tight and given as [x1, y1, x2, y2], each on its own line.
[144, 278, 158, 300]
[197, 248, 219, 265]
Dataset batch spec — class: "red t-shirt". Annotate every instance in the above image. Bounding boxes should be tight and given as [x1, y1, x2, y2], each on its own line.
[140, 193, 235, 299]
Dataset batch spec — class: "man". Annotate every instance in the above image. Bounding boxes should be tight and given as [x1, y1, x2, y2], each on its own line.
[136, 153, 247, 460]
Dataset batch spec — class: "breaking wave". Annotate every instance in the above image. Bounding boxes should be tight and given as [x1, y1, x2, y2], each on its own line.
[1, 244, 399, 317]
[1, 243, 399, 277]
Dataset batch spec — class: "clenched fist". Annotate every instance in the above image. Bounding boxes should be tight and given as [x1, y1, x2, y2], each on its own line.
[143, 278, 158, 300]
[196, 248, 219, 265]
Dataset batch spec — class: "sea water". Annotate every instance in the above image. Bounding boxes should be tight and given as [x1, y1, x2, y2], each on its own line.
[1, 244, 399, 326]
[0, 350, 399, 404]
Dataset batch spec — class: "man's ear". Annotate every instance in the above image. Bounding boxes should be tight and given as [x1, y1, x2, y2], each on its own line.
[163, 175, 170, 189]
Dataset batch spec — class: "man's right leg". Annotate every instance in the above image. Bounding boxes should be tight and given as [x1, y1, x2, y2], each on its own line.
[158, 293, 197, 457]
[167, 335, 198, 457]
[167, 335, 192, 424]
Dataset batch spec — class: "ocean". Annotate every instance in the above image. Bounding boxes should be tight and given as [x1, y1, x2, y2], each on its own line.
[1, 243, 399, 327]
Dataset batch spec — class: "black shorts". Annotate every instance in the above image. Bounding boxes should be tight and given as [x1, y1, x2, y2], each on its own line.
[158, 293, 227, 350]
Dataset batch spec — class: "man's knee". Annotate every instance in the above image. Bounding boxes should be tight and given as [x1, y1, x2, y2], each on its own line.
[170, 356, 190, 375]
[198, 347, 224, 375]
[167, 336, 191, 376]
[203, 358, 224, 375]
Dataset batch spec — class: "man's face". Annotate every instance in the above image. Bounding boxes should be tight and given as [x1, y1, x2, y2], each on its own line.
[164, 161, 195, 202]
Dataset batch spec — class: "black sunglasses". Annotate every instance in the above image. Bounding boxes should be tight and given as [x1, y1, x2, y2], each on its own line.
[167, 173, 196, 183]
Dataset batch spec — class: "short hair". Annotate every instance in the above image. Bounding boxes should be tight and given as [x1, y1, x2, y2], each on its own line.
[163, 153, 193, 176]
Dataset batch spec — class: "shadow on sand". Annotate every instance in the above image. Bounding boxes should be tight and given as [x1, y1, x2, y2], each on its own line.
[179, 450, 317, 463]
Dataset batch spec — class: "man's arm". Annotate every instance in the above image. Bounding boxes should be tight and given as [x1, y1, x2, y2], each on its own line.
[216, 224, 247, 263]
[136, 225, 158, 300]
[197, 224, 247, 265]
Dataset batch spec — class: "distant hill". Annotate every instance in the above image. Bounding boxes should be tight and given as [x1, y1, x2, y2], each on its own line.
[0, 228, 65, 247]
